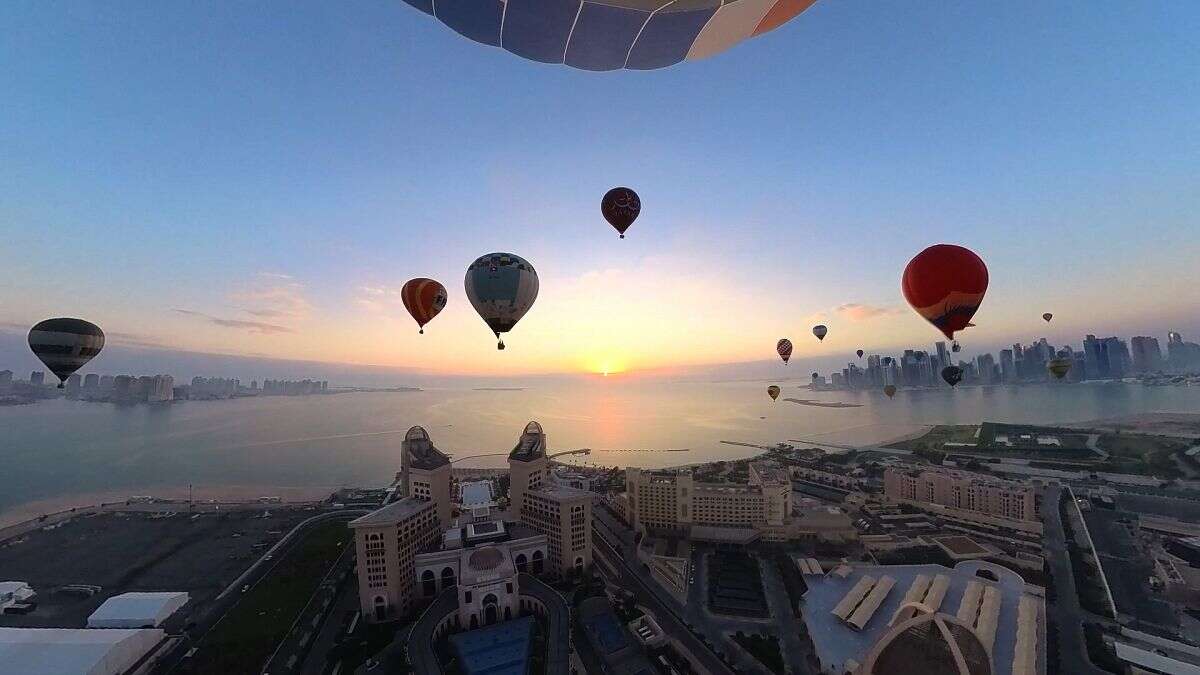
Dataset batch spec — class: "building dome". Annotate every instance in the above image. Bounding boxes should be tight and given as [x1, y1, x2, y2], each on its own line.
[468, 547, 505, 572]
[862, 612, 991, 675]
[405, 426, 429, 441]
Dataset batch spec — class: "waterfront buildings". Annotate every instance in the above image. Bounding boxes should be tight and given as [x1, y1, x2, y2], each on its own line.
[398, 426, 453, 527]
[883, 468, 1038, 524]
[350, 497, 443, 622]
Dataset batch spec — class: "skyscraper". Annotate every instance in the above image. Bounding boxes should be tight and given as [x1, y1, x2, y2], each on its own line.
[30, 371, 45, 386]
[935, 341, 949, 374]
[999, 349, 1015, 384]
[1083, 335, 1104, 380]
[1130, 336, 1164, 373]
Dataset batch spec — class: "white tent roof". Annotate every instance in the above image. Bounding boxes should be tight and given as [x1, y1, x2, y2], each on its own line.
[87, 592, 188, 629]
[0, 628, 164, 675]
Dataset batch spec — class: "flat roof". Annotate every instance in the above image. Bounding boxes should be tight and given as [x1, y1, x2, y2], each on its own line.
[450, 616, 535, 675]
[803, 562, 1039, 675]
[0, 627, 165, 675]
[935, 535, 990, 556]
[88, 592, 189, 627]
[1114, 642, 1200, 675]
[349, 497, 432, 527]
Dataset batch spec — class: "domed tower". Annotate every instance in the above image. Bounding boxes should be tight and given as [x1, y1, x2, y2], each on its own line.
[861, 611, 992, 675]
[507, 421, 548, 515]
[400, 426, 452, 527]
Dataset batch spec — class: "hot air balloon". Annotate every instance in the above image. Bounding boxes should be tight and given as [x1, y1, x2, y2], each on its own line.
[1048, 358, 1072, 380]
[465, 253, 539, 350]
[401, 278, 448, 334]
[811, 372, 819, 381]
[1043, 313, 1053, 323]
[777, 339, 793, 365]
[882, 357, 893, 367]
[399, 1, 820, 71]
[941, 365, 964, 387]
[601, 187, 640, 238]
[812, 325, 828, 342]
[856, 349, 864, 359]
[767, 385, 780, 401]
[951, 341, 961, 353]
[883, 385, 897, 398]
[902, 244, 989, 340]
[28, 318, 105, 388]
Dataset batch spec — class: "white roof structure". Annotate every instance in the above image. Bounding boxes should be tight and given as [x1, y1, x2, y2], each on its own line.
[0, 627, 165, 675]
[1113, 642, 1200, 675]
[87, 592, 188, 629]
[1, 581, 35, 610]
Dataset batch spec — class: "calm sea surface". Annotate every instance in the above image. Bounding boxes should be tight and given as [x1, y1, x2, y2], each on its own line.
[2, 381, 1198, 515]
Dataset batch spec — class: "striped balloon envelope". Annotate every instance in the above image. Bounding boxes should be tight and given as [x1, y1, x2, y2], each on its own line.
[401, 278, 449, 334]
[27, 318, 105, 387]
[400, 0, 819, 71]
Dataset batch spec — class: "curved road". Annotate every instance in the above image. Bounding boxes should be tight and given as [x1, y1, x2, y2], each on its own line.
[1041, 485, 1109, 675]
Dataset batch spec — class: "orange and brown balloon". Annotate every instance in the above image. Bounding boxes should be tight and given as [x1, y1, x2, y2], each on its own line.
[401, 278, 448, 334]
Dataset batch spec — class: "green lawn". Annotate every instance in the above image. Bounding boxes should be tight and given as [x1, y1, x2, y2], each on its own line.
[1096, 433, 1188, 477]
[187, 518, 352, 673]
[886, 425, 979, 453]
[732, 632, 785, 674]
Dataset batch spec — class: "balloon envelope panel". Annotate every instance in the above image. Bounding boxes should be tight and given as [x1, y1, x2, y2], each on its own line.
[400, 0, 818, 71]
[28, 318, 105, 383]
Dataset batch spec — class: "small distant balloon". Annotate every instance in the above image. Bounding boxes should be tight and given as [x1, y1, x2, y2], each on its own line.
[767, 385, 780, 401]
[941, 365, 964, 387]
[902, 244, 989, 340]
[28, 318, 105, 388]
[1048, 358, 1072, 380]
[811, 372, 819, 381]
[952, 341, 961, 353]
[883, 357, 893, 367]
[1043, 312, 1053, 323]
[812, 325, 828, 342]
[777, 339, 793, 365]
[856, 349, 864, 359]
[401, 278, 448, 334]
[601, 187, 640, 239]
[883, 385, 897, 398]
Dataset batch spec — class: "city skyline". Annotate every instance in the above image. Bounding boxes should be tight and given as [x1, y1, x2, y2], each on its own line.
[3, 2, 1199, 376]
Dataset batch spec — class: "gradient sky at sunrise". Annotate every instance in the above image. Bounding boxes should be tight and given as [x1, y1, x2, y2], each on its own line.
[2, 1, 1198, 377]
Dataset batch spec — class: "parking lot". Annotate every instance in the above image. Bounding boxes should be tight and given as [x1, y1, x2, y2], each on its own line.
[0, 507, 312, 629]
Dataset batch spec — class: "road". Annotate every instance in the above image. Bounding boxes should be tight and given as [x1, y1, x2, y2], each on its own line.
[591, 509, 735, 675]
[154, 509, 367, 675]
[1041, 485, 1110, 675]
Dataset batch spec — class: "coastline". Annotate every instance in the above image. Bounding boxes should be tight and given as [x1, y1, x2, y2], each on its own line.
[0, 484, 340, 530]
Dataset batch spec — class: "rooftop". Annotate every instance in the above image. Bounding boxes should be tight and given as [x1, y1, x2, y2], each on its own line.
[349, 497, 432, 527]
[87, 591, 189, 628]
[449, 615, 535, 675]
[802, 562, 1040, 675]
[0, 627, 166, 675]
[460, 480, 495, 507]
[404, 425, 450, 470]
[509, 421, 547, 462]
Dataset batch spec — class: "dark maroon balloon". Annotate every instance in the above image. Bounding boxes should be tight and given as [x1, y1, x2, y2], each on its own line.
[601, 187, 640, 239]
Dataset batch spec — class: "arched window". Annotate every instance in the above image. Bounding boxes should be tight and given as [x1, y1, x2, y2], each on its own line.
[421, 570, 436, 597]
[505, 606, 512, 620]
[441, 566, 456, 589]
[532, 550, 544, 575]
[373, 596, 387, 622]
[515, 553, 528, 573]
[470, 615, 478, 629]
[574, 556, 584, 572]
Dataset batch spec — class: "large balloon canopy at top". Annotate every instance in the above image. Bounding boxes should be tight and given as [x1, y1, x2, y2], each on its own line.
[28, 318, 105, 387]
[400, 0, 819, 71]
[465, 253, 540, 350]
[902, 244, 989, 340]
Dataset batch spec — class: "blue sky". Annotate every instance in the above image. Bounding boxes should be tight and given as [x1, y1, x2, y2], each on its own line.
[2, 0, 1198, 376]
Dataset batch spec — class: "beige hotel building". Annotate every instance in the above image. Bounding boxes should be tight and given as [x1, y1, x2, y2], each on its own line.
[883, 467, 1039, 523]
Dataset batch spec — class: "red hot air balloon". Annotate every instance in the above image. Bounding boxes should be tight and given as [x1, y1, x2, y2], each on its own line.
[401, 278, 448, 334]
[776, 339, 793, 364]
[902, 244, 989, 340]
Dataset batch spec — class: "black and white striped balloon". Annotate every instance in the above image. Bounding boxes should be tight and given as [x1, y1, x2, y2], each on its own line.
[28, 318, 105, 388]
